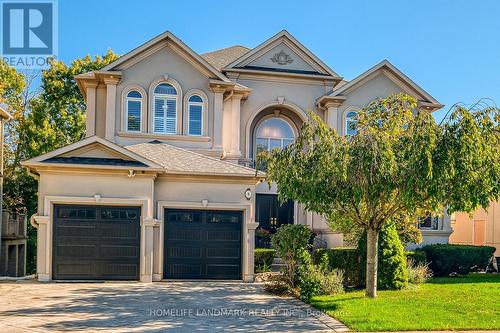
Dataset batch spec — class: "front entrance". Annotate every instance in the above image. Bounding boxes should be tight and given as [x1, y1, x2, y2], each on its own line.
[163, 209, 242, 280]
[52, 205, 141, 280]
[255, 194, 294, 247]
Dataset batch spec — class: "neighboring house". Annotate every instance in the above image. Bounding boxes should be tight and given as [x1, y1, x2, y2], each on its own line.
[23, 30, 446, 282]
[450, 201, 500, 256]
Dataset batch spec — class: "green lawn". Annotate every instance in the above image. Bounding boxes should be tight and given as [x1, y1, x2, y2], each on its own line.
[310, 274, 500, 331]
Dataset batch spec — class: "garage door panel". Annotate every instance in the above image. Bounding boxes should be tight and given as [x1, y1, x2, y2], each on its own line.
[206, 264, 240, 278]
[167, 245, 202, 259]
[164, 209, 242, 280]
[167, 227, 202, 241]
[99, 245, 139, 258]
[206, 246, 240, 259]
[166, 263, 202, 278]
[53, 205, 140, 280]
[56, 244, 97, 258]
[55, 223, 97, 238]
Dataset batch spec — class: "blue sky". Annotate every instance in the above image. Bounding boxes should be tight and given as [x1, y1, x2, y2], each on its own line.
[58, 0, 500, 121]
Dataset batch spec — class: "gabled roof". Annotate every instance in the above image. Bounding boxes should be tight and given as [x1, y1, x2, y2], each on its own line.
[330, 60, 443, 108]
[100, 31, 231, 83]
[224, 30, 342, 79]
[201, 45, 250, 71]
[126, 141, 264, 178]
[21, 136, 164, 171]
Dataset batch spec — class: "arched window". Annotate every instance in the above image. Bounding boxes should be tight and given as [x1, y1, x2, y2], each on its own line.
[125, 90, 142, 132]
[255, 117, 295, 156]
[187, 95, 204, 136]
[345, 111, 358, 136]
[153, 83, 177, 134]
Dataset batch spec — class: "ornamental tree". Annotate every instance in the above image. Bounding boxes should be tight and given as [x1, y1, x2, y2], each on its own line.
[261, 93, 499, 298]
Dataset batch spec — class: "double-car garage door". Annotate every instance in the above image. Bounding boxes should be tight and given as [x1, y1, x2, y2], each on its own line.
[52, 205, 242, 280]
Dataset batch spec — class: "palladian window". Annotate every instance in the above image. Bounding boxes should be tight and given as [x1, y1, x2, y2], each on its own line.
[187, 95, 204, 136]
[255, 117, 295, 156]
[345, 111, 358, 135]
[125, 90, 142, 132]
[153, 83, 177, 134]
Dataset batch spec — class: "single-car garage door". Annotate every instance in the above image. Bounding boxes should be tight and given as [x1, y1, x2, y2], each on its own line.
[164, 209, 242, 280]
[53, 205, 140, 280]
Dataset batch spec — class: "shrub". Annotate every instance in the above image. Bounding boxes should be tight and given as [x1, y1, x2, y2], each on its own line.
[407, 259, 432, 284]
[297, 250, 344, 302]
[359, 222, 409, 290]
[406, 250, 427, 265]
[255, 248, 275, 273]
[313, 247, 362, 287]
[419, 244, 496, 276]
[271, 224, 312, 287]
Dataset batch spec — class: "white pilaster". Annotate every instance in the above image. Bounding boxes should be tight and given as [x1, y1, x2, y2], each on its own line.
[104, 77, 120, 142]
[211, 88, 225, 150]
[326, 104, 339, 132]
[230, 94, 243, 157]
[243, 221, 259, 282]
[141, 218, 155, 283]
[85, 81, 98, 137]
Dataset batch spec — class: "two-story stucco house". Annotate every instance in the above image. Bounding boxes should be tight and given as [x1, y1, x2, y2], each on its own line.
[23, 30, 451, 283]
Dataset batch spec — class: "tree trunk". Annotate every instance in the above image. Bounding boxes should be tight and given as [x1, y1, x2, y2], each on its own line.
[365, 227, 379, 298]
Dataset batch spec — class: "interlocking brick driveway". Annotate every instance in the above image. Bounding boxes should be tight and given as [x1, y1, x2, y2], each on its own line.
[0, 280, 347, 332]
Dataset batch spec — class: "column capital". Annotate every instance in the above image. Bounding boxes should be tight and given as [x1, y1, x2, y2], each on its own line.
[103, 76, 121, 86]
[317, 95, 346, 109]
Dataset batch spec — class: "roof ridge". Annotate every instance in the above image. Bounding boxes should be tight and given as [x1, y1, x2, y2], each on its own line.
[201, 45, 250, 56]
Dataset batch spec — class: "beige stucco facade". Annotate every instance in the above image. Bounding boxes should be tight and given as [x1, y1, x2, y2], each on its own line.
[450, 201, 500, 256]
[24, 30, 446, 282]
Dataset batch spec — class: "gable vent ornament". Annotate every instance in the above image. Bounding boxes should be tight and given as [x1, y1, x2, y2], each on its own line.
[271, 50, 293, 65]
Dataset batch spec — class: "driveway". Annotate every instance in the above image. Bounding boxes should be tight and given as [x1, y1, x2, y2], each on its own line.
[0, 280, 347, 332]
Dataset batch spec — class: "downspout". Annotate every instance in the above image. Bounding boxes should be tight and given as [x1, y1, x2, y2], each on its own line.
[26, 168, 40, 229]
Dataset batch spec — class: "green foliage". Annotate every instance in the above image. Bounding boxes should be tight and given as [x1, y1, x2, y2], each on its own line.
[3, 50, 118, 214]
[407, 259, 432, 284]
[271, 224, 311, 287]
[313, 248, 362, 287]
[406, 250, 427, 265]
[359, 223, 408, 290]
[254, 248, 275, 273]
[297, 250, 344, 302]
[261, 93, 499, 296]
[420, 244, 495, 276]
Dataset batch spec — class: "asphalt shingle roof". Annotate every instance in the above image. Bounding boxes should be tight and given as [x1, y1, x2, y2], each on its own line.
[201, 45, 250, 71]
[126, 142, 262, 177]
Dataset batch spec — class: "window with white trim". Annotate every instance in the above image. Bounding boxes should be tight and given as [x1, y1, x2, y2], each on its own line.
[153, 83, 177, 134]
[345, 111, 358, 135]
[187, 95, 203, 136]
[126, 90, 142, 132]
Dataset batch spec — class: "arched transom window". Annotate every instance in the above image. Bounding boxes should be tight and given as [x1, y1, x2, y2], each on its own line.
[345, 111, 358, 136]
[125, 90, 142, 132]
[187, 95, 204, 136]
[255, 117, 295, 156]
[153, 83, 177, 134]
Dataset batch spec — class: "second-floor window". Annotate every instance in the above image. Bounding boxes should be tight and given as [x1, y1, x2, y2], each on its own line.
[125, 90, 142, 132]
[345, 111, 358, 136]
[153, 83, 177, 134]
[187, 95, 203, 136]
[255, 117, 295, 156]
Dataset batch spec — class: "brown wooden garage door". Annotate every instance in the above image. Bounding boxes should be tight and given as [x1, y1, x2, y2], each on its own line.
[164, 209, 242, 280]
[52, 205, 140, 280]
